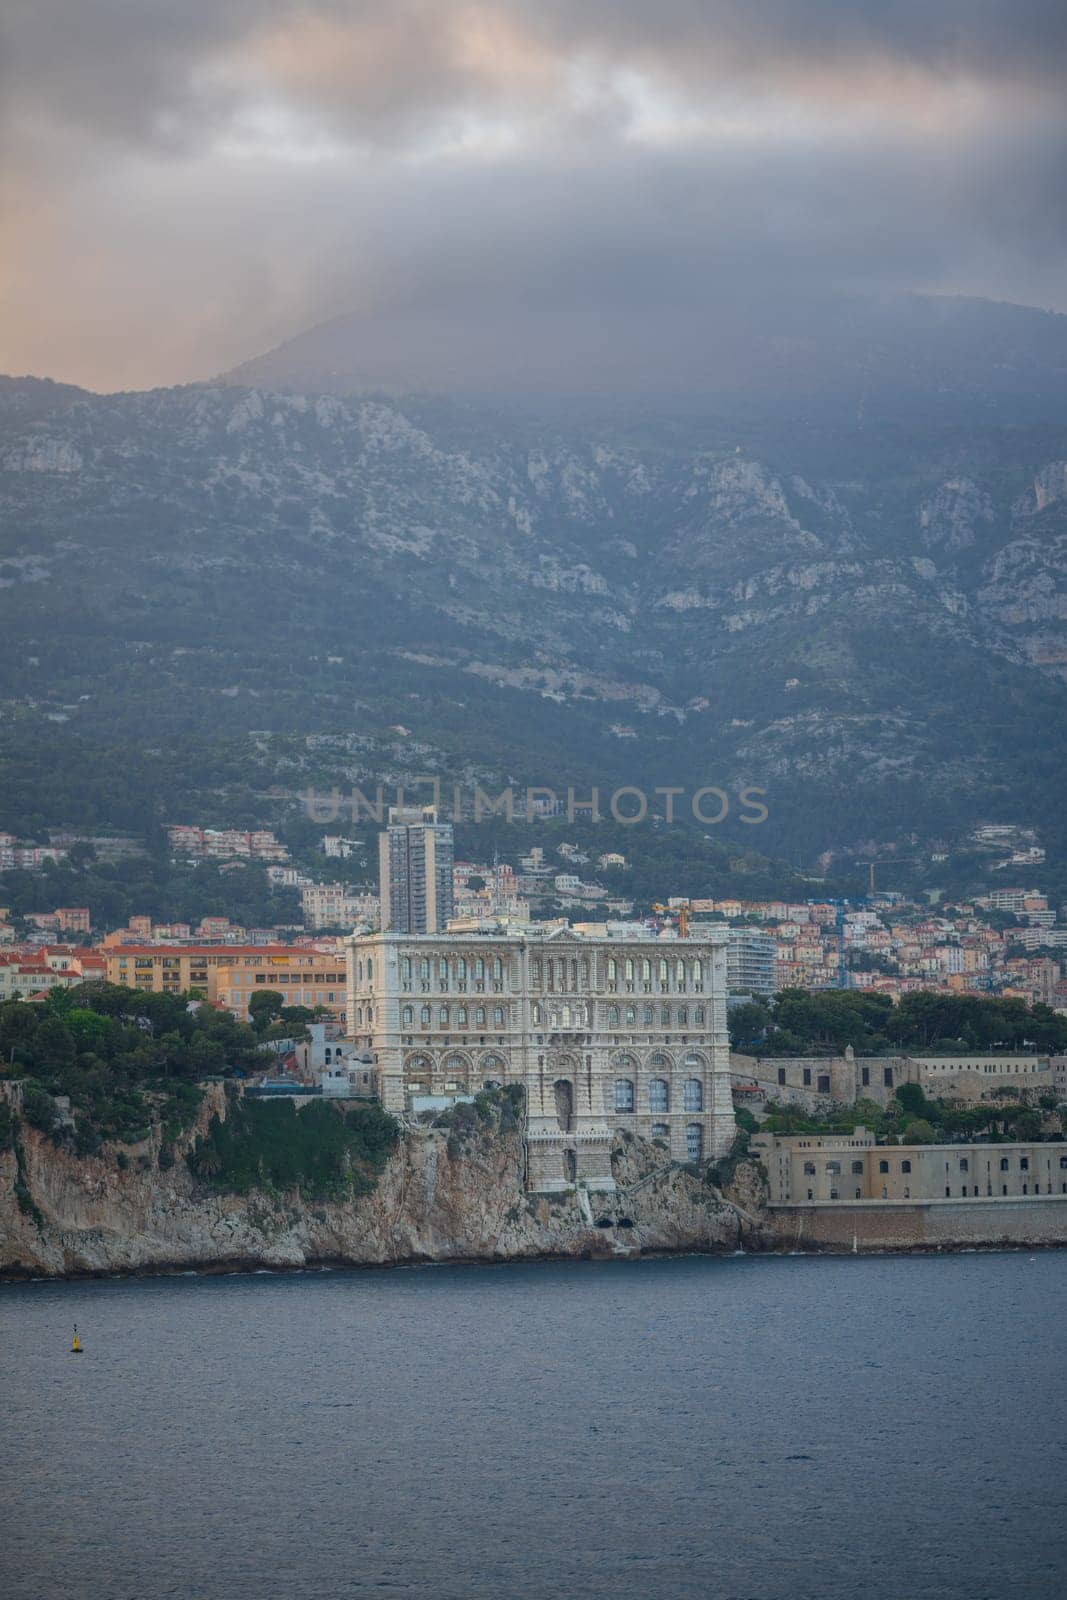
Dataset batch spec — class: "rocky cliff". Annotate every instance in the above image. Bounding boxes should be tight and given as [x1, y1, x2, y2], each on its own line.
[0, 1087, 766, 1280]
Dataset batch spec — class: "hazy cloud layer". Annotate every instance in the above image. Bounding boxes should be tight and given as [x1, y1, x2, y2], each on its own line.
[2, 1, 1065, 390]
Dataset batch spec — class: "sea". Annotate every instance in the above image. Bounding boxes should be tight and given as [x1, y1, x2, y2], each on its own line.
[1, 1251, 1065, 1600]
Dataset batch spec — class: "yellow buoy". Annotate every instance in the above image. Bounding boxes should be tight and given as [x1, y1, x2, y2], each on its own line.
[71, 1325, 82, 1354]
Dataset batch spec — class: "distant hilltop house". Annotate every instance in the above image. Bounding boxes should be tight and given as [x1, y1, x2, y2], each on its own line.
[166, 825, 289, 863]
[0, 833, 69, 871]
[23, 907, 90, 937]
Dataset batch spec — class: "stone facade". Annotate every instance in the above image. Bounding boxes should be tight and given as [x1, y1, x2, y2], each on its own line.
[752, 1129, 1067, 1205]
[346, 927, 735, 1192]
[731, 1048, 1067, 1111]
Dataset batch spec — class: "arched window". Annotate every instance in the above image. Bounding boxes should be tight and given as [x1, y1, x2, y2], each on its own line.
[492, 957, 503, 980]
[879, 1159, 889, 1173]
[625, 1005, 636, 1026]
[649, 1078, 669, 1112]
[685, 1123, 703, 1162]
[625, 957, 634, 982]
[475, 1006, 486, 1026]
[683, 1079, 702, 1111]
[643, 1005, 654, 1026]
[661, 1005, 670, 1027]
[694, 1007, 705, 1025]
[456, 1006, 468, 1027]
[474, 957, 485, 980]
[367, 958, 373, 982]
[826, 1162, 841, 1176]
[420, 1005, 431, 1026]
[642, 959, 652, 982]
[678, 1007, 688, 1027]
[438, 959, 448, 982]
[851, 1160, 863, 1175]
[401, 1005, 413, 1027]
[401, 956, 411, 982]
[676, 959, 685, 985]
[456, 956, 467, 980]
[532, 959, 542, 985]
[692, 959, 703, 985]
[659, 959, 669, 983]
[1020, 1156, 1030, 1171]
[492, 1006, 505, 1027]
[607, 1005, 620, 1027]
[901, 1160, 912, 1174]
[648, 1051, 671, 1070]
[1060, 1157, 1067, 1169]
[438, 1006, 449, 1026]
[580, 958, 590, 985]
[651, 1123, 670, 1142]
[531, 1002, 542, 1024]
[959, 1157, 969, 1172]
[1000, 1157, 1010, 1171]
[420, 958, 430, 980]
[614, 1079, 635, 1112]
[445, 1053, 466, 1073]
[607, 957, 617, 981]
[804, 1161, 816, 1176]
[357, 960, 363, 982]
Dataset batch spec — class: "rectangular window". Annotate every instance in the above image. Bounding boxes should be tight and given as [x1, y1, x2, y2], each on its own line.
[802, 1068, 811, 1087]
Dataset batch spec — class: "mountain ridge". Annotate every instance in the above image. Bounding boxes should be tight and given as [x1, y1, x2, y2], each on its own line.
[2, 293, 1066, 874]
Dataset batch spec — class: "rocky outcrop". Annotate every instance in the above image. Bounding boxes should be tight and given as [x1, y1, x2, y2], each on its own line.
[0, 1096, 763, 1280]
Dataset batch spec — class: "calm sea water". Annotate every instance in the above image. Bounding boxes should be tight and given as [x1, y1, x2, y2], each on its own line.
[2, 1252, 1065, 1600]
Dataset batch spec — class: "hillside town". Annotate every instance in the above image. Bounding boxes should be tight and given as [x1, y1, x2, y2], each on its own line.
[2, 811, 1066, 1018]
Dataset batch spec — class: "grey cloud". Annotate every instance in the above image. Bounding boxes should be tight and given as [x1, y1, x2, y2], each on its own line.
[1, 2, 1065, 390]
[6, 2, 1066, 150]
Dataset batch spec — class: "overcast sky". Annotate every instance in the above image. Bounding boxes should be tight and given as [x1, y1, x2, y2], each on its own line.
[2, 1, 1066, 392]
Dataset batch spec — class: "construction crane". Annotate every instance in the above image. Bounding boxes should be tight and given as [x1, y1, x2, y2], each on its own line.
[652, 902, 689, 937]
[858, 856, 920, 896]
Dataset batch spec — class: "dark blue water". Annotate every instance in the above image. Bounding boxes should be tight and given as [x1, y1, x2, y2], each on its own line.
[2, 1252, 1065, 1600]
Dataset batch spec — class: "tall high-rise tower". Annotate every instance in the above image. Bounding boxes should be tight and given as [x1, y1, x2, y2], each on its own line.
[378, 806, 455, 933]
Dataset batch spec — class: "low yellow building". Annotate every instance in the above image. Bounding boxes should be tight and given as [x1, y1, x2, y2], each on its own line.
[753, 1128, 1067, 1204]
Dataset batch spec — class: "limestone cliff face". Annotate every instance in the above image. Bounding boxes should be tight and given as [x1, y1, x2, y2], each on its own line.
[0, 1091, 762, 1279]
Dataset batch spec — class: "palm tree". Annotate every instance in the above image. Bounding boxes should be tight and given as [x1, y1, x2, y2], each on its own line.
[195, 1145, 222, 1177]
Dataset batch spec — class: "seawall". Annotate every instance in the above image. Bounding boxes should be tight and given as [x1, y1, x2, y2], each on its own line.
[769, 1196, 1067, 1252]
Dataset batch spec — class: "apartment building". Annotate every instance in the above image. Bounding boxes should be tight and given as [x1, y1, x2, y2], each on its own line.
[378, 807, 454, 934]
[104, 945, 345, 1020]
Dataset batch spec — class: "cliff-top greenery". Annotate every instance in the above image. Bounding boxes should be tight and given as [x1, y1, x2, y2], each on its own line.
[728, 988, 1067, 1058]
[0, 982, 268, 1153]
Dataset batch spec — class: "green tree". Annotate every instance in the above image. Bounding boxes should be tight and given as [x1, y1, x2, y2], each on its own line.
[902, 1118, 937, 1145]
[248, 991, 285, 1031]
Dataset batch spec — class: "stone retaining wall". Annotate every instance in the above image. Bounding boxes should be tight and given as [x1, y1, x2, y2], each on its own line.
[770, 1196, 1067, 1251]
